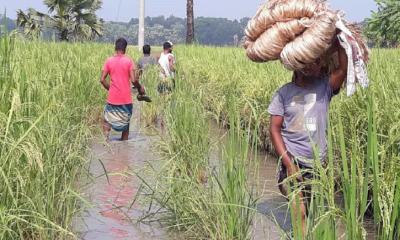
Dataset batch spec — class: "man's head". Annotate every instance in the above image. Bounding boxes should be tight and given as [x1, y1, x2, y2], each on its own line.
[296, 58, 323, 78]
[143, 44, 151, 55]
[115, 38, 128, 53]
[163, 41, 173, 53]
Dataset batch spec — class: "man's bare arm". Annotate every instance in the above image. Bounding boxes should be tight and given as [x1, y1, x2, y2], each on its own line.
[100, 70, 110, 90]
[135, 68, 143, 82]
[270, 115, 299, 176]
[130, 66, 145, 95]
[168, 55, 175, 72]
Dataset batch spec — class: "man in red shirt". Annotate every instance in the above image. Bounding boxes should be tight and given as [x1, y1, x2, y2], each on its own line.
[100, 38, 145, 141]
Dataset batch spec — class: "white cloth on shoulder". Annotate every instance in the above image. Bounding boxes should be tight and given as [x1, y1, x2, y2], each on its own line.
[335, 16, 369, 97]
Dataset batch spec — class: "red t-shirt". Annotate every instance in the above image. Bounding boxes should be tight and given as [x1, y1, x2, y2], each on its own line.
[103, 54, 134, 105]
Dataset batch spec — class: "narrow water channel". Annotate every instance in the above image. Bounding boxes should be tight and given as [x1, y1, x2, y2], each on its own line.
[73, 104, 179, 240]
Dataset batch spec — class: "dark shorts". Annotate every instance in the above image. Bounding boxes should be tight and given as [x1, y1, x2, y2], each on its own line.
[157, 82, 173, 94]
[277, 159, 316, 203]
[277, 158, 326, 208]
[157, 76, 175, 94]
[277, 160, 314, 185]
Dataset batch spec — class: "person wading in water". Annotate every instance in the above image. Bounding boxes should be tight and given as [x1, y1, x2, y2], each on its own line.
[100, 38, 146, 141]
[137, 44, 157, 74]
[268, 38, 348, 236]
[158, 41, 176, 93]
[136, 44, 157, 85]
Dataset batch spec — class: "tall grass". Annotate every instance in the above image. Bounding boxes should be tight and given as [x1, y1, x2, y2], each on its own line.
[170, 45, 400, 239]
[0, 36, 141, 239]
[137, 80, 212, 237]
[3, 34, 399, 239]
[137, 74, 261, 239]
[138, 66, 164, 127]
[212, 96, 260, 240]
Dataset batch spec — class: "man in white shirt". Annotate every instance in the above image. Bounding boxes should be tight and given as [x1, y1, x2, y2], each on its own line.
[158, 41, 176, 93]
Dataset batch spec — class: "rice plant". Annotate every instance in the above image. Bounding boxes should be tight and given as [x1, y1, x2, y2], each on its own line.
[171, 45, 400, 239]
[0, 35, 140, 239]
[2, 31, 399, 239]
[137, 74, 262, 239]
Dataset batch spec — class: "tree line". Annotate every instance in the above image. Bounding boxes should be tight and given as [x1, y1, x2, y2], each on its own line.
[2, 14, 249, 46]
[100, 16, 250, 46]
[4, 0, 400, 47]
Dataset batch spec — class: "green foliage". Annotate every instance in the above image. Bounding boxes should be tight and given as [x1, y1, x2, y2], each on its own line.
[0, 14, 16, 35]
[0, 33, 110, 238]
[12, 10, 249, 45]
[16, 8, 45, 39]
[366, 0, 400, 47]
[2, 31, 399, 239]
[17, 0, 104, 41]
[195, 17, 245, 45]
[138, 81, 258, 239]
[171, 45, 400, 239]
[100, 16, 250, 46]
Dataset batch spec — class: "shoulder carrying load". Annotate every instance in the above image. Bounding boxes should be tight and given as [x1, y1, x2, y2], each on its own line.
[244, 0, 370, 96]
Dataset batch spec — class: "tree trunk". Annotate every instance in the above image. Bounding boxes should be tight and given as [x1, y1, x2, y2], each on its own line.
[59, 28, 69, 41]
[186, 0, 194, 44]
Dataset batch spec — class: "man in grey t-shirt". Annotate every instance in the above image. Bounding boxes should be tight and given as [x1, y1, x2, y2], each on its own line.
[268, 76, 335, 168]
[135, 44, 157, 93]
[137, 44, 157, 75]
[268, 39, 348, 233]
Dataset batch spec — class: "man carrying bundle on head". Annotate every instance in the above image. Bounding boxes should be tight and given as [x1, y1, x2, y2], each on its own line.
[100, 38, 146, 141]
[244, 0, 369, 236]
[268, 40, 347, 235]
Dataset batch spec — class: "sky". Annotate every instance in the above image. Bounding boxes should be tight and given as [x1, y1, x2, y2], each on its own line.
[1, 0, 377, 22]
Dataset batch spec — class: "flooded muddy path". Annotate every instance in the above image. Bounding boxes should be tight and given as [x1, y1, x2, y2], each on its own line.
[74, 103, 376, 240]
[73, 103, 285, 240]
[73, 104, 178, 240]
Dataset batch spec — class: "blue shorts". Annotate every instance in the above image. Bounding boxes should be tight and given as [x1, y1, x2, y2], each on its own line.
[104, 103, 133, 132]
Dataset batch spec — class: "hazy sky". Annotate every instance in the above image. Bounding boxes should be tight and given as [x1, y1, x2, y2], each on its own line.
[1, 0, 377, 22]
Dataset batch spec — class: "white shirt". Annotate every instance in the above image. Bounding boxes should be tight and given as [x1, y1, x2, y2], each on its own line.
[158, 52, 175, 78]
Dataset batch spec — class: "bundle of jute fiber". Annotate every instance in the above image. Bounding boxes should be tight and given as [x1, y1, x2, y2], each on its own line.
[244, 0, 369, 70]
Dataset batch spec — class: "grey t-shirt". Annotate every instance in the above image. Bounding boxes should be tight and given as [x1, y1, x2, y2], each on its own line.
[268, 76, 335, 167]
[137, 55, 157, 70]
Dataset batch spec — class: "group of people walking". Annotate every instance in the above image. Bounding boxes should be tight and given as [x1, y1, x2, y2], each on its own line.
[100, 34, 348, 237]
[100, 38, 175, 141]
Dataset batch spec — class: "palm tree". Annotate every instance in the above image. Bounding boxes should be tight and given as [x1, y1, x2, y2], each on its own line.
[16, 8, 46, 39]
[17, 0, 103, 41]
[68, 0, 104, 41]
[186, 0, 194, 44]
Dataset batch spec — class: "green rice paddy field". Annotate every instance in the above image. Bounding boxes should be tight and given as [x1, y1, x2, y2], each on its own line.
[0, 34, 399, 239]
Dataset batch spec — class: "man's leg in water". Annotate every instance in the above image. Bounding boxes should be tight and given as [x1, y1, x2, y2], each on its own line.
[103, 120, 111, 140]
[278, 164, 307, 238]
[291, 188, 307, 239]
[121, 127, 129, 141]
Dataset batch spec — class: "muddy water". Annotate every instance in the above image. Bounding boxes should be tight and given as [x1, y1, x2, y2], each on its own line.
[74, 104, 286, 240]
[75, 103, 377, 240]
[208, 125, 286, 239]
[254, 152, 378, 239]
[210, 124, 377, 240]
[252, 154, 291, 239]
[74, 104, 178, 240]
[252, 154, 379, 239]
